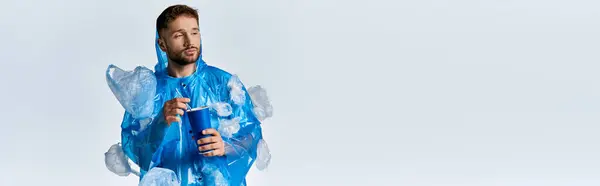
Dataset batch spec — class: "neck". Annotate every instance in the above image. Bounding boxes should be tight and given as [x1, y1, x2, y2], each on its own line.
[167, 61, 196, 78]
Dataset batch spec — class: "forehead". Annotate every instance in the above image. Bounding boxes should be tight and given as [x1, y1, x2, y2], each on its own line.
[167, 15, 199, 31]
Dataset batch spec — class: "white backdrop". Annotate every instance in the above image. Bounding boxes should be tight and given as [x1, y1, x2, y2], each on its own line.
[1, 0, 599, 185]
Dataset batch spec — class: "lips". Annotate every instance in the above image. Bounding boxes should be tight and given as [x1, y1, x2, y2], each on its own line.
[184, 48, 197, 55]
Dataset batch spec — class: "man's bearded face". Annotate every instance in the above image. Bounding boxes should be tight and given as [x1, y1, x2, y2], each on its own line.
[160, 16, 201, 66]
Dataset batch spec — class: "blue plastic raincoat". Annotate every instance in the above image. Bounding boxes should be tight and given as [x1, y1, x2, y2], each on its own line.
[110, 32, 263, 186]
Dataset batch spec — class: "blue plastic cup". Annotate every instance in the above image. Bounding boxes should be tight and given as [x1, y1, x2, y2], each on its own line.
[187, 106, 213, 153]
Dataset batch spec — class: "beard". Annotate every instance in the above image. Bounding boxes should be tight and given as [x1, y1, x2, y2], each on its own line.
[166, 46, 201, 66]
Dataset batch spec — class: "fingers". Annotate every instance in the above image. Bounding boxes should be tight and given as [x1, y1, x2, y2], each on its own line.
[163, 97, 190, 123]
[202, 128, 220, 136]
[165, 115, 181, 125]
[164, 98, 189, 109]
[202, 148, 224, 157]
[198, 142, 220, 151]
[167, 107, 185, 116]
[197, 136, 219, 145]
[166, 100, 188, 111]
[198, 139, 225, 157]
[173, 97, 191, 103]
[195, 131, 225, 156]
[173, 102, 188, 110]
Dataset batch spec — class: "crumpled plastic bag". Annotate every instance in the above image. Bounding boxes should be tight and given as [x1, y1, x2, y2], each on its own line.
[246, 85, 273, 171]
[247, 85, 273, 122]
[228, 75, 246, 106]
[106, 65, 157, 119]
[255, 139, 272, 171]
[138, 167, 180, 186]
[104, 143, 132, 176]
[218, 117, 241, 138]
[210, 102, 233, 117]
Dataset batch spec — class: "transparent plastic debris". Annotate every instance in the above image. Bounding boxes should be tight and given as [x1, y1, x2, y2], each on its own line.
[228, 75, 246, 105]
[138, 117, 154, 133]
[104, 143, 132, 176]
[218, 117, 241, 138]
[138, 167, 180, 186]
[128, 157, 141, 176]
[211, 102, 233, 117]
[255, 139, 272, 171]
[248, 85, 273, 121]
[106, 65, 157, 119]
[201, 163, 229, 186]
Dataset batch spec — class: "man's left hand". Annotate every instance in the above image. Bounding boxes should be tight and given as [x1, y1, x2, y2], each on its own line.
[197, 128, 225, 157]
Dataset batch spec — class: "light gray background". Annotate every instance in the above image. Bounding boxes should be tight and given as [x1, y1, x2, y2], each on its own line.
[1, 0, 599, 185]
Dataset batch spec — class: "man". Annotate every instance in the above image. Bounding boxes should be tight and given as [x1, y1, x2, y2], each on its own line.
[118, 4, 264, 186]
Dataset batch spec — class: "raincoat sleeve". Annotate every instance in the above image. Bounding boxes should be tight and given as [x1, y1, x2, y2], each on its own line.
[220, 75, 264, 184]
[120, 108, 169, 176]
[105, 64, 167, 176]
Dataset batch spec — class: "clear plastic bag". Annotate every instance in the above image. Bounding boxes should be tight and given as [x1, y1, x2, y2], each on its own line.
[210, 102, 233, 117]
[104, 143, 133, 176]
[138, 167, 180, 186]
[106, 65, 157, 120]
[248, 85, 273, 122]
[218, 117, 241, 138]
[247, 86, 273, 171]
[228, 75, 246, 106]
[255, 139, 272, 171]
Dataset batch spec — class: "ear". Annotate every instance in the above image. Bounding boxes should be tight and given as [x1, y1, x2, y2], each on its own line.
[157, 38, 167, 52]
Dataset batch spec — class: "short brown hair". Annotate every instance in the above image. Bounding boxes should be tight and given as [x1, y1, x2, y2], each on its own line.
[156, 4, 199, 37]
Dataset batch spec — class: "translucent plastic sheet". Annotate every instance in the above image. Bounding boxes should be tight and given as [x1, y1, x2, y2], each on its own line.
[106, 65, 157, 120]
[139, 167, 180, 186]
[228, 75, 247, 106]
[246, 86, 273, 171]
[104, 143, 134, 176]
[247, 85, 273, 123]
[211, 102, 233, 117]
[255, 139, 271, 171]
[219, 117, 241, 138]
[105, 30, 274, 185]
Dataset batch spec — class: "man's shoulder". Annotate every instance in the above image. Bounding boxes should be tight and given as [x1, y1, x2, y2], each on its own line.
[202, 65, 233, 79]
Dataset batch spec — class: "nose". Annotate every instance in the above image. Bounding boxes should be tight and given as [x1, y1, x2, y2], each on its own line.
[183, 34, 191, 48]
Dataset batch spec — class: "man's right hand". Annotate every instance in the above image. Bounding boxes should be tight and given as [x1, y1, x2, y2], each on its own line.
[163, 98, 190, 125]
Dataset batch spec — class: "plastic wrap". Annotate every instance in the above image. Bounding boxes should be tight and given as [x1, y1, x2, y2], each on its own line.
[106, 65, 157, 120]
[247, 85, 273, 122]
[139, 167, 180, 186]
[247, 86, 273, 171]
[255, 139, 271, 171]
[228, 75, 246, 106]
[211, 102, 233, 117]
[104, 143, 133, 176]
[219, 117, 241, 138]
